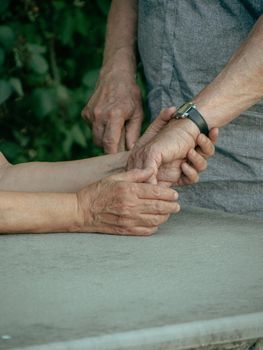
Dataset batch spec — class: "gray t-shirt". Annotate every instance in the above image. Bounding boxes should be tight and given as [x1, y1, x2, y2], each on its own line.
[138, 0, 263, 218]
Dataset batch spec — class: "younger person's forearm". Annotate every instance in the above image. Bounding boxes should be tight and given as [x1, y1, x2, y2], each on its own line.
[0, 152, 129, 193]
[100, 0, 138, 77]
[193, 15, 263, 129]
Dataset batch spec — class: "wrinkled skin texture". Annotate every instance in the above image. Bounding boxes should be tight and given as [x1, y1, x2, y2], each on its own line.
[76, 168, 180, 236]
[81, 72, 143, 153]
[128, 107, 218, 186]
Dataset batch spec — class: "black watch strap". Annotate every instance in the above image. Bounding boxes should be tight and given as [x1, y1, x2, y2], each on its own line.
[172, 102, 209, 136]
[187, 107, 209, 136]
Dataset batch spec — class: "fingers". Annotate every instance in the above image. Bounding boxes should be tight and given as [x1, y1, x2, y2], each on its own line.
[82, 104, 105, 147]
[157, 160, 182, 184]
[208, 127, 219, 145]
[180, 162, 199, 185]
[128, 146, 160, 184]
[109, 226, 158, 236]
[178, 128, 219, 186]
[143, 149, 161, 184]
[100, 213, 170, 228]
[136, 199, 180, 215]
[128, 106, 177, 152]
[187, 149, 207, 172]
[111, 168, 155, 183]
[103, 111, 125, 154]
[195, 128, 219, 159]
[92, 121, 105, 147]
[81, 106, 91, 124]
[136, 183, 178, 201]
[118, 128, 126, 152]
[154, 106, 177, 124]
[126, 109, 143, 150]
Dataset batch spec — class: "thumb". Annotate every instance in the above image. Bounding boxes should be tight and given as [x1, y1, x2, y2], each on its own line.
[126, 113, 143, 150]
[151, 106, 177, 131]
[112, 167, 155, 183]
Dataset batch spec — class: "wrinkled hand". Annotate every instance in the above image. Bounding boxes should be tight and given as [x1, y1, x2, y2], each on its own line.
[81, 71, 143, 153]
[128, 107, 218, 185]
[76, 168, 180, 236]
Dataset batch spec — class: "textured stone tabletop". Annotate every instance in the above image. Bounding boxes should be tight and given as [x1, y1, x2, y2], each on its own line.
[0, 207, 263, 350]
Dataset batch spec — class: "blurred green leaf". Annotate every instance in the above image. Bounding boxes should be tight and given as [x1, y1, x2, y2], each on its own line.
[0, 0, 11, 14]
[9, 77, 24, 97]
[56, 85, 70, 103]
[96, 0, 110, 16]
[75, 9, 88, 36]
[59, 11, 74, 45]
[13, 130, 30, 147]
[0, 25, 15, 50]
[29, 53, 49, 74]
[0, 79, 12, 104]
[82, 69, 99, 88]
[52, 0, 66, 11]
[26, 43, 46, 54]
[31, 88, 57, 118]
[0, 141, 22, 162]
[71, 124, 87, 147]
[0, 47, 5, 66]
[63, 132, 73, 157]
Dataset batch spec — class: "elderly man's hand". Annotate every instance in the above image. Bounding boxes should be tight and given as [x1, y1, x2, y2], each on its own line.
[76, 168, 180, 236]
[128, 107, 218, 186]
[81, 71, 143, 154]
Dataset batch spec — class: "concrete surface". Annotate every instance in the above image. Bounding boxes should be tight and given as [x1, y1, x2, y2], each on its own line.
[0, 207, 262, 350]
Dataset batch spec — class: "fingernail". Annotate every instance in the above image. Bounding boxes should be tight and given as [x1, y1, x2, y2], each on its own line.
[174, 192, 179, 200]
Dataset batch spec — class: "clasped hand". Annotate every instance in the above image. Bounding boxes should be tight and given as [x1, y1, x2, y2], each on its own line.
[127, 107, 218, 186]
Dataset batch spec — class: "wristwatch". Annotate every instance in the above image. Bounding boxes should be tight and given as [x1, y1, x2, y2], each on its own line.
[172, 101, 209, 135]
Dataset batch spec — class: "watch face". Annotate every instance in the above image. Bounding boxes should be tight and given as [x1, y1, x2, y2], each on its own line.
[178, 102, 194, 116]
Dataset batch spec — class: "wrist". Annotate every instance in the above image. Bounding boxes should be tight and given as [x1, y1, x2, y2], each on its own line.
[101, 47, 137, 80]
[109, 151, 130, 175]
[192, 95, 215, 129]
[169, 117, 200, 141]
[66, 193, 85, 233]
[75, 188, 95, 233]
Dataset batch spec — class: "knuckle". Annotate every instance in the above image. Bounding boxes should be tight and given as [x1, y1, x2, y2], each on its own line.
[109, 108, 123, 118]
[113, 226, 126, 235]
[154, 202, 164, 214]
[103, 137, 116, 147]
[93, 106, 102, 118]
[152, 186, 161, 197]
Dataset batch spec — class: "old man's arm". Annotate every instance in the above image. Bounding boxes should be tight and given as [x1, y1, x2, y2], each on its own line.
[128, 15, 263, 182]
[82, 0, 142, 154]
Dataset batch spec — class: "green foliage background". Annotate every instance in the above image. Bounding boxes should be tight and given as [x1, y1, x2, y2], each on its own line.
[0, 0, 147, 164]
